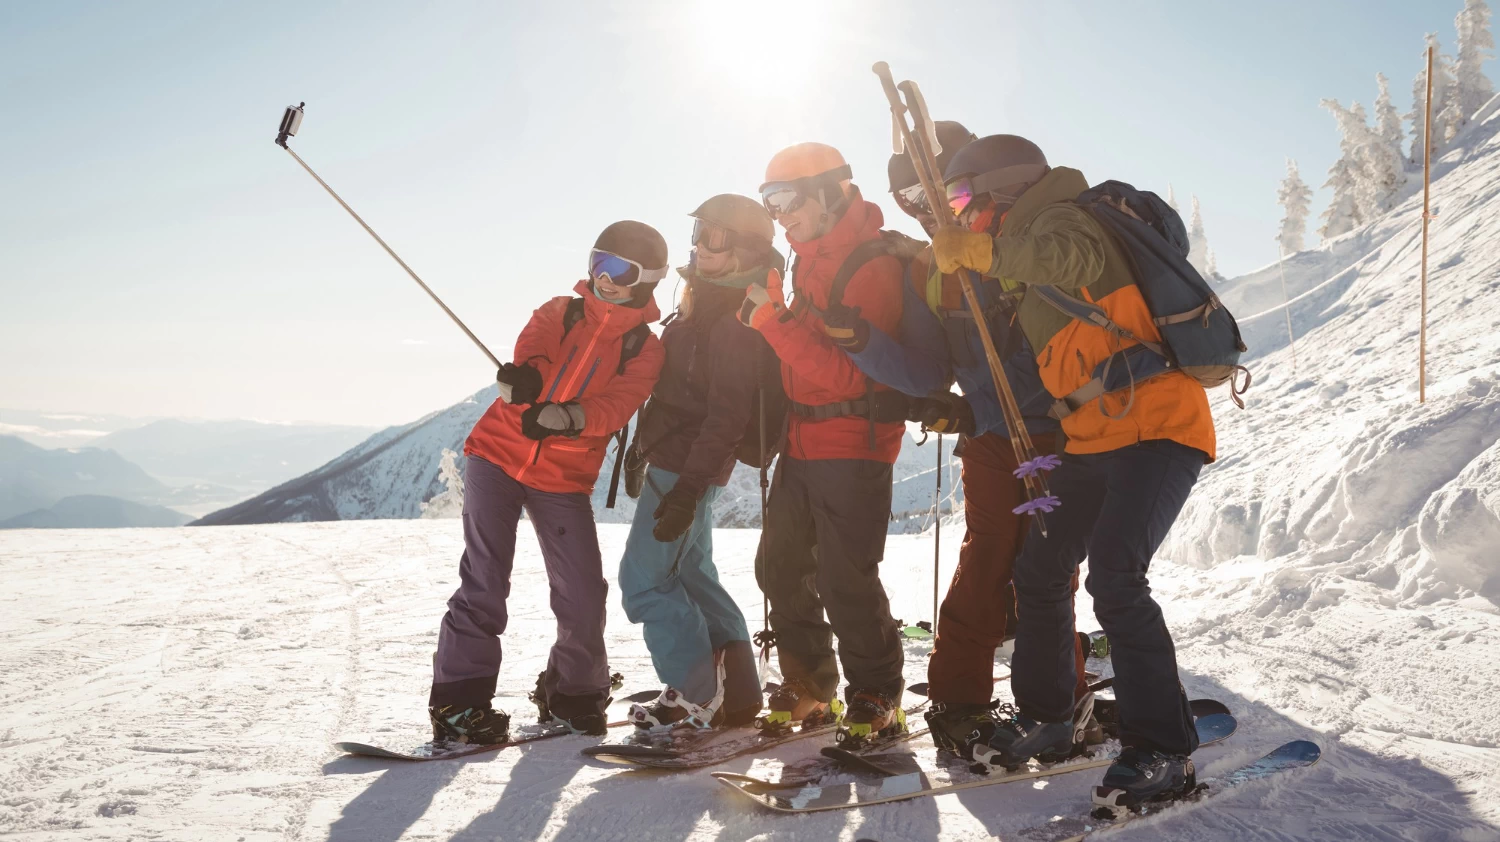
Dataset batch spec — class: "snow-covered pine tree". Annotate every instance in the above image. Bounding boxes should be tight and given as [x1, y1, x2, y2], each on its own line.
[1410, 34, 1460, 165]
[1367, 74, 1408, 212]
[1455, 0, 1496, 127]
[1277, 158, 1312, 254]
[1320, 98, 1371, 239]
[1187, 195, 1210, 275]
[420, 448, 465, 518]
[1167, 183, 1180, 212]
[1205, 248, 1219, 282]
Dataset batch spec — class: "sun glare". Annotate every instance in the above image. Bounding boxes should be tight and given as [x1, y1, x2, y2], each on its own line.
[685, 0, 832, 91]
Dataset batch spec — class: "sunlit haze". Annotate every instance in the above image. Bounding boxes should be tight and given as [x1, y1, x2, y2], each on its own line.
[1, 1, 1484, 427]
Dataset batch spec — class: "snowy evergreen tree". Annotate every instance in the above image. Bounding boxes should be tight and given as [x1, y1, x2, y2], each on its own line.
[1277, 158, 1312, 254]
[1166, 183, 1180, 212]
[1187, 195, 1210, 275]
[1455, 0, 1496, 125]
[1320, 99, 1372, 239]
[1411, 34, 1462, 165]
[1205, 248, 1220, 282]
[1367, 75, 1409, 212]
[421, 448, 465, 518]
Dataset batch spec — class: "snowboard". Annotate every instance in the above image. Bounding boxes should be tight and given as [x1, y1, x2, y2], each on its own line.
[334, 687, 655, 761]
[1015, 739, 1322, 841]
[335, 717, 635, 761]
[711, 713, 1236, 813]
[753, 697, 1229, 790]
[579, 677, 1005, 770]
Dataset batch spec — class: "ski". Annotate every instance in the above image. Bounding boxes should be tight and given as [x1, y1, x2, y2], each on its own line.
[1015, 739, 1322, 841]
[711, 713, 1236, 813]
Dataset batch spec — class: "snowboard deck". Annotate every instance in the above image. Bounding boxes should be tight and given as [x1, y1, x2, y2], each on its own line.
[711, 713, 1236, 813]
[579, 676, 1014, 770]
[773, 697, 1230, 789]
[1014, 739, 1322, 841]
[336, 717, 634, 761]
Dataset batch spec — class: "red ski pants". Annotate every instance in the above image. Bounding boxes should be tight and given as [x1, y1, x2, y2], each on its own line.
[927, 432, 1088, 705]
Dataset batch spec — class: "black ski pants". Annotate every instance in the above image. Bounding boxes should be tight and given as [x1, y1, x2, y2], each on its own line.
[1011, 439, 1204, 755]
[755, 456, 904, 702]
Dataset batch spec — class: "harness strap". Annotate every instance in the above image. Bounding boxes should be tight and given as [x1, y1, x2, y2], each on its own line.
[1153, 295, 1223, 329]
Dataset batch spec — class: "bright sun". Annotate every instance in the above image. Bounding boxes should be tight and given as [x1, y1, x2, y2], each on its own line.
[684, 0, 837, 91]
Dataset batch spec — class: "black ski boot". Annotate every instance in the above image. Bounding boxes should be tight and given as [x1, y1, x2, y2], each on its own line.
[429, 704, 511, 745]
[529, 671, 610, 736]
[925, 700, 1002, 754]
[1093, 747, 1196, 812]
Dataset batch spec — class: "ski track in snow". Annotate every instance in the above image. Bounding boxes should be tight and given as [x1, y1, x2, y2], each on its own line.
[1, 521, 1497, 841]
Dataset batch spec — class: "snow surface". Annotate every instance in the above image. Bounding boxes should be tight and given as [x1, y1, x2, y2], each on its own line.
[1, 521, 1496, 841]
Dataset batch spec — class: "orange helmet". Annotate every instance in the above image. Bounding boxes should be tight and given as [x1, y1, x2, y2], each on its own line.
[760, 142, 854, 216]
[764, 142, 849, 184]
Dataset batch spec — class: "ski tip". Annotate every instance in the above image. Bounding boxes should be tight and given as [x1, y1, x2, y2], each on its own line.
[623, 689, 661, 704]
[1272, 739, 1322, 764]
[906, 682, 929, 697]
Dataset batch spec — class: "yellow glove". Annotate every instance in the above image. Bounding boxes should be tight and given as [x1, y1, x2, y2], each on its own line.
[932, 227, 994, 275]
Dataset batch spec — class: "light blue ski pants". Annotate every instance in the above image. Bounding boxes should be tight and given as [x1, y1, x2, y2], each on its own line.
[619, 466, 753, 704]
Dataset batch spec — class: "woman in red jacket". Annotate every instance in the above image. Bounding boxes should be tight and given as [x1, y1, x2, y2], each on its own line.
[427, 221, 667, 743]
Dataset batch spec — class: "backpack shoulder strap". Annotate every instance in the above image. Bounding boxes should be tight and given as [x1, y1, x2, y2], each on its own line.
[616, 322, 651, 375]
[828, 235, 900, 312]
[1029, 285, 1165, 357]
[562, 296, 586, 335]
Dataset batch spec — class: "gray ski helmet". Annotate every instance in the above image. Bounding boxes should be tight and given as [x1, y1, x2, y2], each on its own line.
[594, 220, 669, 281]
[689, 194, 775, 251]
[942, 134, 1050, 208]
[887, 120, 978, 193]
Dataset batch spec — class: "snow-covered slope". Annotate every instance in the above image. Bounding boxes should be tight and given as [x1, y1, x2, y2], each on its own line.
[2, 521, 1495, 841]
[197, 381, 962, 532]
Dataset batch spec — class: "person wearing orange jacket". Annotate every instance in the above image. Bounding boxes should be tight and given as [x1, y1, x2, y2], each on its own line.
[428, 221, 667, 743]
[930, 137, 1215, 808]
[740, 143, 908, 746]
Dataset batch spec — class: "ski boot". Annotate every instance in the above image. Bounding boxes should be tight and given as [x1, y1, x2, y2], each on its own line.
[754, 679, 842, 734]
[925, 699, 1002, 754]
[428, 704, 511, 745]
[529, 671, 610, 736]
[964, 703, 1075, 770]
[1092, 747, 1196, 814]
[835, 689, 906, 749]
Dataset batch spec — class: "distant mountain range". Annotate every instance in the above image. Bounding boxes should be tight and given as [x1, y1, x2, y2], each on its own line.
[0, 435, 171, 523]
[1, 495, 192, 528]
[195, 386, 961, 531]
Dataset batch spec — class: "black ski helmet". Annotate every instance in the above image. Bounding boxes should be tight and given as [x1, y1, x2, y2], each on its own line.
[594, 220, 669, 283]
[942, 134, 1050, 211]
[887, 120, 978, 193]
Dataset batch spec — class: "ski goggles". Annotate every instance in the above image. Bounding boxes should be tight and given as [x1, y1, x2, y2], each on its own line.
[759, 165, 854, 216]
[893, 183, 929, 216]
[589, 248, 667, 288]
[945, 164, 1050, 216]
[691, 219, 760, 254]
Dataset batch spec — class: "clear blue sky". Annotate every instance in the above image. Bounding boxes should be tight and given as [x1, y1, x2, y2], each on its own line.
[1, 0, 1489, 427]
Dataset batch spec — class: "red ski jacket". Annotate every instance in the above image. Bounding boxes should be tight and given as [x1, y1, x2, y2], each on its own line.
[755, 191, 905, 463]
[465, 281, 664, 494]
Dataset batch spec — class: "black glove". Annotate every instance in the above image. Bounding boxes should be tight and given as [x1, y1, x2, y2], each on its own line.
[821, 302, 871, 353]
[623, 445, 647, 500]
[497, 362, 543, 405]
[520, 401, 585, 440]
[910, 392, 976, 435]
[652, 483, 699, 543]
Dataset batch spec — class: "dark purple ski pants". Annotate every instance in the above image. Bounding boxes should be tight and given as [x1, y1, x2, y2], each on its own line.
[429, 455, 610, 718]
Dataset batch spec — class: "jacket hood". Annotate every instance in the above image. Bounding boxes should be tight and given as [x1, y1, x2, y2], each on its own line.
[1001, 166, 1089, 235]
[572, 279, 662, 335]
[785, 187, 886, 261]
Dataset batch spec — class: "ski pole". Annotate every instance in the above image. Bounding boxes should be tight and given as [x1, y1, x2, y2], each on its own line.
[871, 64, 1055, 534]
[933, 432, 941, 629]
[273, 102, 502, 370]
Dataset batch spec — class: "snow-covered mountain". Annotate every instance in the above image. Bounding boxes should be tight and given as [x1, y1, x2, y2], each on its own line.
[1, 494, 191, 529]
[0, 434, 172, 522]
[196, 383, 963, 531]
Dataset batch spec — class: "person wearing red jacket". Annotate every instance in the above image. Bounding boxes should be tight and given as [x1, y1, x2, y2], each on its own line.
[427, 221, 667, 743]
[741, 143, 908, 745]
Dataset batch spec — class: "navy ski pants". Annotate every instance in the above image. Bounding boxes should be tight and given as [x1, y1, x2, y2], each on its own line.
[1011, 439, 1204, 755]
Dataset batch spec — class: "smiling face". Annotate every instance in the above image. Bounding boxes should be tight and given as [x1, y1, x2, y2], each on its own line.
[592, 273, 632, 302]
[694, 246, 734, 276]
[774, 195, 827, 243]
